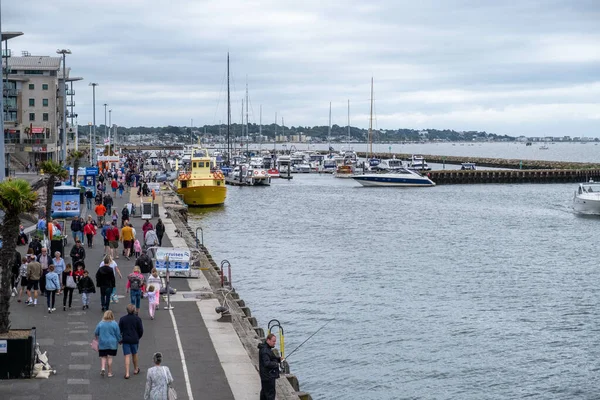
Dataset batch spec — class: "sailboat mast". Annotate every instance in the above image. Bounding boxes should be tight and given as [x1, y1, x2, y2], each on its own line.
[328, 102, 331, 152]
[369, 77, 373, 159]
[227, 53, 231, 165]
[274, 112, 277, 152]
[347, 99, 350, 142]
[245, 80, 249, 157]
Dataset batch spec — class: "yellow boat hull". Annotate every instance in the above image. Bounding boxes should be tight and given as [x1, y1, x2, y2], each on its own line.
[177, 185, 227, 206]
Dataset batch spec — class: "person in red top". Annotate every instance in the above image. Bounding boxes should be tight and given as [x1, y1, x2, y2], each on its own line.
[142, 220, 153, 244]
[111, 179, 118, 194]
[106, 221, 120, 260]
[95, 203, 107, 225]
[83, 221, 97, 248]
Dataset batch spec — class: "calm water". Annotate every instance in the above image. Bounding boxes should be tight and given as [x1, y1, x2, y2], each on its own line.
[246, 141, 600, 163]
[188, 174, 600, 400]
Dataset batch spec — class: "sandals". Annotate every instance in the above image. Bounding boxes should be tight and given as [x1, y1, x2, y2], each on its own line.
[134, 368, 141, 375]
[108, 373, 114, 378]
[124, 375, 130, 379]
[101, 369, 105, 377]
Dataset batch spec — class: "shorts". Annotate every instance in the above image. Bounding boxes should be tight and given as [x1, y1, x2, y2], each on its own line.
[122, 343, 139, 356]
[123, 240, 133, 250]
[109, 241, 119, 249]
[98, 348, 118, 357]
[20, 277, 28, 287]
[104, 238, 109, 246]
[27, 279, 39, 291]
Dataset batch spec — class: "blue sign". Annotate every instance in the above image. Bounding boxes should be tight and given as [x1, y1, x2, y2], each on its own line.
[52, 186, 81, 218]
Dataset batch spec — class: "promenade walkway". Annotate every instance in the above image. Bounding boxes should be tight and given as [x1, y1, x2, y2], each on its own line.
[0, 185, 256, 399]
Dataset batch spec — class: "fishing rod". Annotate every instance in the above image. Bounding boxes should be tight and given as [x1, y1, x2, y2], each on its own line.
[284, 319, 333, 360]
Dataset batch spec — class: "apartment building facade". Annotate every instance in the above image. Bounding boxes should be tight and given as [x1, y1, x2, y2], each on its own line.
[3, 55, 76, 166]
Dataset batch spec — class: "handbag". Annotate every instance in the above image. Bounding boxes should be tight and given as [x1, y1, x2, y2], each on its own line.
[90, 338, 99, 352]
[66, 274, 77, 289]
[162, 366, 177, 400]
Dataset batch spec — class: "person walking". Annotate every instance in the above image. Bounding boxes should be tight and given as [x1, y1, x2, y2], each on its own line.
[142, 220, 153, 245]
[70, 239, 86, 266]
[155, 219, 165, 247]
[70, 217, 83, 243]
[118, 182, 125, 198]
[96, 260, 116, 312]
[37, 248, 53, 295]
[144, 352, 174, 400]
[103, 192, 113, 216]
[258, 333, 283, 400]
[147, 268, 161, 310]
[146, 285, 158, 320]
[119, 304, 144, 379]
[94, 310, 121, 378]
[17, 256, 29, 302]
[25, 254, 42, 306]
[121, 222, 135, 260]
[95, 202, 107, 226]
[77, 269, 95, 310]
[111, 179, 118, 195]
[136, 250, 154, 274]
[52, 251, 66, 294]
[121, 205, 130, 228]
[99, 255, 122, 303]
[126, 266, 146, 315]
[133, 239, 142, 259]
[61, 263, 77, 310]
[85, 188, 94, 210]
[45, 265, 60, 314]
[107, 221, 120, 260]
[83, 221, 96, 248]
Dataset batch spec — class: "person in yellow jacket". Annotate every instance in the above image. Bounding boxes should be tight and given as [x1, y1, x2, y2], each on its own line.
[121, 222, 136, 260]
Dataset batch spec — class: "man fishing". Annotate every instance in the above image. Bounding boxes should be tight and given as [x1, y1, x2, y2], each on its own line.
[258, 333, 283, 400]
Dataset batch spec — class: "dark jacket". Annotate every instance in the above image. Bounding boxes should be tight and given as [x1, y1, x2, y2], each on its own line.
[77, 275, 96, 294]
[103, 195, 113, 207]
[155, 222, 165, 237]
[70, 245, 86, 263]
[118, 313, 144, 344]
[258, 342, 281, 381]
[29, 239, 42, 257]
[85, 190, 94, 199]
[96, 265, 116, 288]
[136, 254, 154, 274]
[71, 219, 83, 232]
[11, 250, 21, 278]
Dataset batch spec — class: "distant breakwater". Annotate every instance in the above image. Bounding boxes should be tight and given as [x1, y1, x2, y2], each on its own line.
[356, 152, 600, 170]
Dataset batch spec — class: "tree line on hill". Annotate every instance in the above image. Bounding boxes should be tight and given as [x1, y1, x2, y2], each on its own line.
[77, 123, 512, 142]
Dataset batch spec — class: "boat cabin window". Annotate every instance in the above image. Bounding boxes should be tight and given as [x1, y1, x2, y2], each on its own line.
[198, 162, 205, 168]
[193, 162, 197, 168]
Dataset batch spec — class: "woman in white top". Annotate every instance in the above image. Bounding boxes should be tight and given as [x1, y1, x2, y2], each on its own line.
[146, 268, 162, 309]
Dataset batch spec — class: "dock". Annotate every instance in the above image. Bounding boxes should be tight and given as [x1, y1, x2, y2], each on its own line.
[427, 168, 600, 185]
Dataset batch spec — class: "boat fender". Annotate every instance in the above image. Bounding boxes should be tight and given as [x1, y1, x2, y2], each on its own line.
[254, 171, 258, 175]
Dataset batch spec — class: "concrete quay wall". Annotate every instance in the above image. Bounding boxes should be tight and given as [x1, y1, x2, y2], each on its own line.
[162, 188, 311, 400]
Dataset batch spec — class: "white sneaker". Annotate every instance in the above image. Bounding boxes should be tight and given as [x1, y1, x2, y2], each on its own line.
[48, 308, 51, 313]
[51, 308, 56, 312]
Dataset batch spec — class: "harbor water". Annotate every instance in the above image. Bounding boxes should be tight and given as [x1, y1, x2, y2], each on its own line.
[188, 172, 600, 399]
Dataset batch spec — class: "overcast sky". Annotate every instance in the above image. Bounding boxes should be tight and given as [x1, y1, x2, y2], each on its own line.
[4, 0, 600, 136]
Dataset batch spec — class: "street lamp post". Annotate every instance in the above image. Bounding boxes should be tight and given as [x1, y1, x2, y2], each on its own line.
[108, 109, 112, 152]
[103, 103, 108, 148]
[88, 122, 92, 163]
[57, 49, 71, 163]
[89, 82, 98, 165]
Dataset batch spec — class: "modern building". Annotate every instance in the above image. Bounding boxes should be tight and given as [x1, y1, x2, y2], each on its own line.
[2, 49, 80, 168]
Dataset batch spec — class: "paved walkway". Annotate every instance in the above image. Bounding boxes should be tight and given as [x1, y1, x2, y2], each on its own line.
[0, 184, 242, 400]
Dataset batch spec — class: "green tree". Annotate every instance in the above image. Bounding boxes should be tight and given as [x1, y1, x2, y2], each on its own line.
[0, 179, 38, 333]
[66, 150, 87, 188]
[39, 160, 69, 224]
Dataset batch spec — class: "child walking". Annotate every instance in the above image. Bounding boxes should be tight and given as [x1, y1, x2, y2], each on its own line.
[146, 285, 157, 320]
[77, 270, 96, 310]
[17, 256, 28, 303]
[133, 239, 142, 258]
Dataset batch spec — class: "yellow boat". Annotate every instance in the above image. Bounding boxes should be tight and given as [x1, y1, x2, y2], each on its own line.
[176, 146, 227, 206]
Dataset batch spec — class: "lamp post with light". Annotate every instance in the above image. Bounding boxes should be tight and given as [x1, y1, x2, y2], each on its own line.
[56, 49, 71, 163]
[89, 83, 98, 165]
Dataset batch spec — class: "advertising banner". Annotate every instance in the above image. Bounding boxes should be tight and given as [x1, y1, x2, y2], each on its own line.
[155, 248, 190, 272]
[51, 186, 81, 218]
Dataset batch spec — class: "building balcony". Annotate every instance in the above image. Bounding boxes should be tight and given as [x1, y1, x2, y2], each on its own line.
[2, 48, 11, 58]
[66, 89, 75, 95]
[67, 101, 75, 107]
[3, 88, 18, 97]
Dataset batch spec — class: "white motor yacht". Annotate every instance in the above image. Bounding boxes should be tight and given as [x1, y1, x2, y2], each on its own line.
[573, 181, 600, 214]
[353, 168, 435, 187]
[408, 155, 431, 171]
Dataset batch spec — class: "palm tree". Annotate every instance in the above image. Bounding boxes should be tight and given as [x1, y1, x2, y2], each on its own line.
[66, 149, 87, 188]
[39, 160, 69, 224]
[0, 179, 37, 334]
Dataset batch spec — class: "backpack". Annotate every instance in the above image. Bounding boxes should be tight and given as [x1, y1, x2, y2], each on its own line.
[129, 274, 142, 291]
[122, 207, 129, 218]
